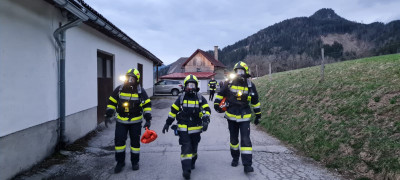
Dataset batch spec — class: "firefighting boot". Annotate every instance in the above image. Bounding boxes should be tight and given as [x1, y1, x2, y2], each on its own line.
[132, 163, 139, 171]
[244, 165, 254, 173]
[131, 153, 140, 170]
[182, 170, 191, 180]
[231, 159, 239, 167]
[114, 162, 125, 173]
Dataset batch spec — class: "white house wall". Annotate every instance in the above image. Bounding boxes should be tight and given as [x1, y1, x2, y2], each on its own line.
[0, 0, 156, 137]
[0, 0, 61, 137]
[0, 0, 156, 179]
[66, 25, 154, 116]
[0, 1, 62, 179]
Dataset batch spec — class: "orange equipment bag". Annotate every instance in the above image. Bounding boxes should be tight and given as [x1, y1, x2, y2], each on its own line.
[219, 97, 227, 112]
[141, 127, 158, 144]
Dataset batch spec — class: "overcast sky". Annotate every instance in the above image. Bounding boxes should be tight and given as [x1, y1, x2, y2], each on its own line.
[84, 0, 400, 65]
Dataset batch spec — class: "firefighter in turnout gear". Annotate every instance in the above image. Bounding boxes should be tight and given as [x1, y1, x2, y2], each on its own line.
[105, 68, 152, 173]
[214, 61, 261, 173]
[208, 76, 218, 101]
[162, 74, 211, 180]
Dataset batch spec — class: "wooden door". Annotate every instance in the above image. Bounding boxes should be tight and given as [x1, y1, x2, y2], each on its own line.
[97, 51, 114, 124]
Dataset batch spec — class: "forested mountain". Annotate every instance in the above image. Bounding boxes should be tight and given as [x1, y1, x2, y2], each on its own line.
[208, 8, 400, 76]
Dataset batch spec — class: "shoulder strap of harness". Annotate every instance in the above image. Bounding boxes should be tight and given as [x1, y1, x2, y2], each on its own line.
[196, 92, 203, 112]
[247, 78, 252, 88]
[118, 84, 123, 98]
[137, 84, 144, 103]
[197, 92, 202, 104]
[116, 85, 123, 109]
[247, 78, 254, 96]
[179, 92, 185, 107]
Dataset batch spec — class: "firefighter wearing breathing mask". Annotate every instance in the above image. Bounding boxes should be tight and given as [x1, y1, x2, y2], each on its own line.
[162, 74, 211, 180]
[105, 68, 152, 173]
[214, 61, 261, 173]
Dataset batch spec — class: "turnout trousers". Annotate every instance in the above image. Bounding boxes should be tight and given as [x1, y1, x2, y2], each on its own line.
[179, 130, 201, 172]
[209, 90, 215, 101]
[114, 122, 142, 165]
[228, 120, 252, 166]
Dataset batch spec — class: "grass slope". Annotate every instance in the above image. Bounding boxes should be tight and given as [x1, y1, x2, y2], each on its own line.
[254, 54, 400, 179]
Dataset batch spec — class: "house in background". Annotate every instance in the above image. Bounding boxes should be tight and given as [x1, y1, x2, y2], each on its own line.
[0, 0, 162, 179]
[160, 47, 226, 93]
[167, 57, 188, 74]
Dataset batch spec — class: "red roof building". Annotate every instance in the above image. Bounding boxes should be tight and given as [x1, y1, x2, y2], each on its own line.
[160, 47, 226, 92]
[181, 49, 226, 68]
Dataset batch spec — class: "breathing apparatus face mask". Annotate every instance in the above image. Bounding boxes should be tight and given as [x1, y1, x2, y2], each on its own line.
[236, 69, 245, 75]
[126, 76, 137, 85]
[235, 69, 247, 80]
[185, 82, 196, 93]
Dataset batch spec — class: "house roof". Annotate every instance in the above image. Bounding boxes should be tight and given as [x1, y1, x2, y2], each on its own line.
[182, 49, 226, 68]
[160, 72, 216, 80]
[167, 57, 188, 74]
[47, 0, 163, 65]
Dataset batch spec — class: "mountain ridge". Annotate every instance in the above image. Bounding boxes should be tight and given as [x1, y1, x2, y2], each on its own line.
[209, 8, 400, 76]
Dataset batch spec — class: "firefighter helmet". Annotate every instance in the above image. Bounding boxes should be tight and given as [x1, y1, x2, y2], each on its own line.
[183, 74, 199, 92]
[126, 68, 140, 83]
[233, 61, 249, 75]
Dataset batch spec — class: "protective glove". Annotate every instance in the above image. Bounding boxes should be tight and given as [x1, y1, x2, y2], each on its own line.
[105, 109, 114, 118]
[202, 116, 210, 132]
[254, 115, 261, 125]
[162, 124, 170, 134]
[202, 121, 209, 132]
[143, 120, 151, 129]
[144, 113, 152, 121]
[214, 104, 223, 113]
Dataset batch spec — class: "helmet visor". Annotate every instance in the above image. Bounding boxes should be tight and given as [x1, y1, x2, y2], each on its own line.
[236, 69, 245, 75]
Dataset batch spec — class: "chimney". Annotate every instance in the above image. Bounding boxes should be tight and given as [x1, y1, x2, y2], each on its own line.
[214, 46, 218, 61]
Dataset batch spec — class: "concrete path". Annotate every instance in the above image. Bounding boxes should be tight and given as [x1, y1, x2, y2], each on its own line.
[17, 95, 343, 180]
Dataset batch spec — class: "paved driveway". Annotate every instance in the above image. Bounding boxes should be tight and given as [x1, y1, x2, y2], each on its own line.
[17, 96, 343, 180]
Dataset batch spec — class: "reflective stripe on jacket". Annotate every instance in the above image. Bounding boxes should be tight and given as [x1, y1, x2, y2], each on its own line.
[214, 79, 261, 122]
[107, 84, 152, 124]
[166, 93, 211, 130]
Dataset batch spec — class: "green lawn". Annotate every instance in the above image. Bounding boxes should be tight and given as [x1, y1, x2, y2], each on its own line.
[253, 54, 400, 179]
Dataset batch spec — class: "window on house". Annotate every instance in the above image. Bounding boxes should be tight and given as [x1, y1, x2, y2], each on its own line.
[97, 51, 113, 78]
[197, 68, 201, 72]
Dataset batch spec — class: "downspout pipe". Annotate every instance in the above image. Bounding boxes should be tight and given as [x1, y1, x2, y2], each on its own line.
[53, 19, 82, 149]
